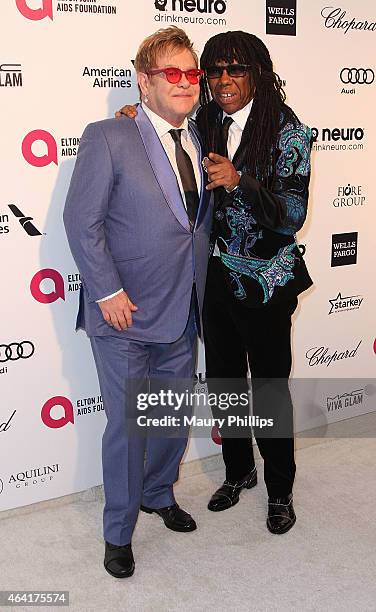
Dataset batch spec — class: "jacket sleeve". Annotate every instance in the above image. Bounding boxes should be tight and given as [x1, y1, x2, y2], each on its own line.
[231, 122, 312, 235]
[63, 122, 122, 302]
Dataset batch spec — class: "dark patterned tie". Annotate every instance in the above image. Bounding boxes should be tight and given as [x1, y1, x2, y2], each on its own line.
[218, 116, 234, 158]
[169, 129, 199, 231]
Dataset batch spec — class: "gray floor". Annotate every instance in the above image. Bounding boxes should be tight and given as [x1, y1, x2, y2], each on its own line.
[1, 437, 376, 612]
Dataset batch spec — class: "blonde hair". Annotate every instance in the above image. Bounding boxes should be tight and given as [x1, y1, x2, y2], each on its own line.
[135, 26, 198, 73]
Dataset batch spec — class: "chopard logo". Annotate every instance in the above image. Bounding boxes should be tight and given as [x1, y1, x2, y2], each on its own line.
[0, 410, 16, 432]
[0, 342, 35, 363]
[305, 340, 361, 367]
[321, 7, 376, 34]
[340, 68, 374, 84]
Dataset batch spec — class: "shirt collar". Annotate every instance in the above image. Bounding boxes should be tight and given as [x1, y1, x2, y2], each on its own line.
[142, 103, 189, 139]
[223, 98, 253, 131]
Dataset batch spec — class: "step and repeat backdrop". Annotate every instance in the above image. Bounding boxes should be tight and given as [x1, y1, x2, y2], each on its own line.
[1, 0, 375, 511]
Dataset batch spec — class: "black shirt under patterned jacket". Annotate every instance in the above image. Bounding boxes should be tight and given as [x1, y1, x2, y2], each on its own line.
[195, 105, 314, 308]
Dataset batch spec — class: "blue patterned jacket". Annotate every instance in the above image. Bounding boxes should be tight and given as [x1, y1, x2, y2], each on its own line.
[196, 105, 313, 307]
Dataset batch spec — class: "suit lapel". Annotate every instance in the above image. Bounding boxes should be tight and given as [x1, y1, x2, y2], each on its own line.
[189, 120, 209, 228]
[135, 106, 191, 232]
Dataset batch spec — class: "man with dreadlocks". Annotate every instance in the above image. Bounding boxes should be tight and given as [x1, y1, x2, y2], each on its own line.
[196, 31, 312, 535]
[117, 29, 312, 535]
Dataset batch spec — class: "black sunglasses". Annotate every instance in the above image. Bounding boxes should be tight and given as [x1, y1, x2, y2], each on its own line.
[205, 64, 251, 79]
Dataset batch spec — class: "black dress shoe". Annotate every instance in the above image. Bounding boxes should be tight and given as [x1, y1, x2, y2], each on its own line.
[104, 541, 135, 578]
[266, 493, 296, 534]
[140, 503, 197, 532]
[207, 467, 257, 512]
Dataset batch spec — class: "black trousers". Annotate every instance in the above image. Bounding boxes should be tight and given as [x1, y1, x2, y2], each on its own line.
[203, 257, 297, 498]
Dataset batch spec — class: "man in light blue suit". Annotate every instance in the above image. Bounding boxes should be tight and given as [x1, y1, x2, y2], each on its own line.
[64, 27, 212, 578]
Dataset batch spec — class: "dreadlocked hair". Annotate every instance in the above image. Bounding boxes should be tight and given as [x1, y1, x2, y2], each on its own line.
[198, 31, 299, 188]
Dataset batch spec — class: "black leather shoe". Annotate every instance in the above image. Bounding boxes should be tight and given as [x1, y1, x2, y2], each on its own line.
[267, 493, 296, 534]
[104, 541, 135, 578]
[207, 467, 257, 512]
[140, 503, 197, 532]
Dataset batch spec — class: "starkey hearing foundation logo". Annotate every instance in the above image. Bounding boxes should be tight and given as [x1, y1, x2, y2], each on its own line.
[328, 292, 363, 315]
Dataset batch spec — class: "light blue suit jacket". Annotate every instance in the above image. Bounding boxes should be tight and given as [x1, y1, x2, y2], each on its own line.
[63, 107, 212, 342]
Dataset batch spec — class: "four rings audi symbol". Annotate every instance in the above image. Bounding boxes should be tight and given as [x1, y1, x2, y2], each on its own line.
[340, 68, 374, 85]
[0, 341, 35, 363]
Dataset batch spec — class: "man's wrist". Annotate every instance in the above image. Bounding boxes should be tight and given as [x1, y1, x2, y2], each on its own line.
[225, 171, 242, 193]
[96, 288, 123, 303]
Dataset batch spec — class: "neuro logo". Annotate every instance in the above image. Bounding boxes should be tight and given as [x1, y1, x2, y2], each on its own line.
[311, 127, 364, 143]
[8, 205, 42, 236]
[41, 396, 74, 429]
[22, 130, 58, 167]
[16, 0, 53, 20]
[154, 0, 227, 14]
[30, 269, 65, 303]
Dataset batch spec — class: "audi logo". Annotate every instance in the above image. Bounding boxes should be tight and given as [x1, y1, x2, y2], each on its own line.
[0, 341, 35, 363]
[340, 68, 374, 85]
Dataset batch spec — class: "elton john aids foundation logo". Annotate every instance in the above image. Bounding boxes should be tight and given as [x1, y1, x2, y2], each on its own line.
[16, 0, 53, 20]
[22, 130, 58, 167]
[30, 269, 65, 303]
[211, 425, 222, 445]
[41, 396, 74, 429]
